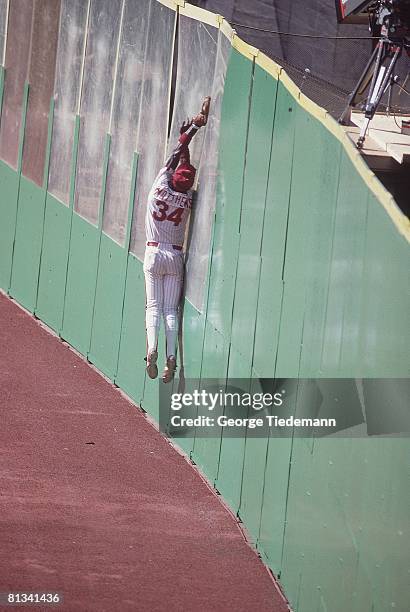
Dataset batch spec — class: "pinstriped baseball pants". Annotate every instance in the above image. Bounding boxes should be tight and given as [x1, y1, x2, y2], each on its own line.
[143, 244, 184, 358]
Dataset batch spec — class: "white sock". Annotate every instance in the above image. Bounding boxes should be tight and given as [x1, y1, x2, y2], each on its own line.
[164, 311, 178, 359]
[165, 330, 177, 359]
[146, 326, 159, 355]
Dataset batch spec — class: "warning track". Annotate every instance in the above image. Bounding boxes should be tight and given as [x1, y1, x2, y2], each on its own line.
[0, 292, 288, 612]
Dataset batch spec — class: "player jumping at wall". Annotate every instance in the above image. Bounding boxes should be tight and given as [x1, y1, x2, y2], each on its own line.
[144, 97, 211, 383]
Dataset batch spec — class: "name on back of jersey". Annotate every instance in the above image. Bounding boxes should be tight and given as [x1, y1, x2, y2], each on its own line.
[154, 186, 192, 210]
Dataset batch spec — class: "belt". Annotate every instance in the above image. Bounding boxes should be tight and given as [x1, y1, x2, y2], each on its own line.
[147, 241, 183, 251]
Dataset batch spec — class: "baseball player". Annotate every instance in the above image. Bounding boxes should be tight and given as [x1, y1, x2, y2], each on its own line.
[144, 97, 211, 383]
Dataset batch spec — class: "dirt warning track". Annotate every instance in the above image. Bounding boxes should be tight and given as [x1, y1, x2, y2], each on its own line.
[0, 293, 288, 612]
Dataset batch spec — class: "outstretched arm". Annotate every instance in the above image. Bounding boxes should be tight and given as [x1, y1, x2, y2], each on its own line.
[151, 98, 211, 187]
[164, 120, 200, 172]
[165, 98, 210, 171]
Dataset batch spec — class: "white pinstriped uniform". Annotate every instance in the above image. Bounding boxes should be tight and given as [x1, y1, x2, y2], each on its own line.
[144, 166, 193, 358]
[146, 168, 193, 245]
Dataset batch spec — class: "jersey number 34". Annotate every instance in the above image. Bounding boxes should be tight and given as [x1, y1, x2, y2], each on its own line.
[153, 202, 184, 226]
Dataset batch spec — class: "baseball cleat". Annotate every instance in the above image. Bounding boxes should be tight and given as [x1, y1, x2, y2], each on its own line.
[146, 349, 158, 379]
[162, 356, 177, 384]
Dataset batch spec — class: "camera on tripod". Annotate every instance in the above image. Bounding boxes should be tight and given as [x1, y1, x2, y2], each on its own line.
[336, 1, 410, 147]
[336, 0, 410, 31]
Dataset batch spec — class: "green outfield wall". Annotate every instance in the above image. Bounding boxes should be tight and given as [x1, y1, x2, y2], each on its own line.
[0, 1, 409, 611]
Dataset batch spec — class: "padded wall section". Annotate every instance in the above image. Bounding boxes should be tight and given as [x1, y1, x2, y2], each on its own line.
[48, 0, 88, 206]
[187, 49, 252, 492]
[102, 0, 149, 246]
[181, 45, 410, 612]
[0, 0, 7, 64]
[187, 32, 231, 311]
[38, 0, 88, 329]
[252, 83, 296, 379]
[7, 0, 60, 310]
[9, 177, 46, 311]
[89, 1, 150, 378]
[21, 0, 60, 187]
[62, 127, 111, 355]
[35, 194, 72, 332]
[74, 0, 121, 225]
[169, 299, 208, 458]
[0, 0, 33, 169]
[129, 1, 176, 258]
[0, 63, 3, 107]
[88, 233, 128, 380]
[206, 50, 251, 335]
[169, 15, 231, 311]
[358, 198, 409, 377]
[0, 160, 19, 290]
[61, 213, 100, 354]
[115, 254, 147, 403]
[216, 63, 279, 513]
[280, 438, 410, 612]
[191, 322, 229, 482]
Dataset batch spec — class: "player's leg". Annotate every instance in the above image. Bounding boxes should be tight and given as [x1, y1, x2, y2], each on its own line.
[143, 247, 164, 379]
[162, 251, 184, 383]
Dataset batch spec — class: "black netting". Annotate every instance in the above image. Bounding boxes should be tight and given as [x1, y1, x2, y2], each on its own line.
[191, 0, 410, 118]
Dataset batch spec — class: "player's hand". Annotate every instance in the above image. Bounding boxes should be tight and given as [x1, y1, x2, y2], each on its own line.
[193, 97, 211, 128]
[180, 119, 193, 134]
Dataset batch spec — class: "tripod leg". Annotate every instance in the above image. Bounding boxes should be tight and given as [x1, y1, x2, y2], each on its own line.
[357, 118, 371, 149]
[365, 47, 401, 116]
[386, 73, 395, 114]
[365, 41, 385, 113]
[338, 44, 380, 125]
[357, 46, 401, 148]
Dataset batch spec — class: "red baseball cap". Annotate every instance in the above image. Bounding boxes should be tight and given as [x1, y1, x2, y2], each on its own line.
[172, 163, 196, 193]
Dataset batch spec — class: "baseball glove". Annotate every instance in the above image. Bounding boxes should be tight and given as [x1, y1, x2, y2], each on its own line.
[193, 96, 211, 127]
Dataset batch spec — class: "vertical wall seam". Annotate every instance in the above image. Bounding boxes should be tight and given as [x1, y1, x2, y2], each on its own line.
[164, 3, 178, 161]
[214, 338, 233, 486]
[60, 114, 81, 335]
[356, 191, 372, 374]
[226, 57, 255, 353]
[237, 59, 255, 235]
[197, 43, 234, 332]
[318, 141, 344, 371]
[0, 65, 4, 124]
[273, 105, 297, 378]
[240, 79, 279, 536]
[50, 0, 64, 98]
[34, 97, 55, 314]
[216, 57, 255, 503]
[237, 77, 279, 519]
[2, 0, 9, 67]
[108, 0, 126, 135]
[278, 326, 305, 573]
[87, 133, 111, 358]
[135, 0, 153, 153]
[114, 152, 139, 380]
[76, 0, 92, 116]
[9, 83, 29, 292]
[249, 79, 280, 375]
[25, 1, 36, 85]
